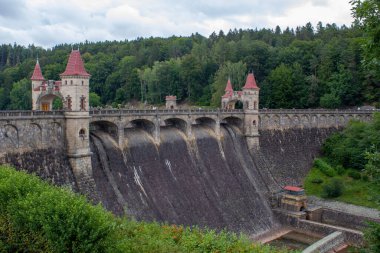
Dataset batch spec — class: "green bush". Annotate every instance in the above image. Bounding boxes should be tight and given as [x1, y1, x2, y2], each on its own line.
[311, 178, 324, 184]
[348, 170, 361, 180]
[335, 165, 345, 175]
[314, 158, 337, 177]
[0, 166, 290, 253]
[322, 179, 344, 198]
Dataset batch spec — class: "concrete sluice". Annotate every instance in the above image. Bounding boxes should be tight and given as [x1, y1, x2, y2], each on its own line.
[90, 124, 279, 236]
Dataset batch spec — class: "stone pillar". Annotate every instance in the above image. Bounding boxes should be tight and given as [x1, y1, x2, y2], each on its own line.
[215, 118, 221, 138]
[186, 116, 193, 139]
[65, 111, 97, 201]
[244, 111, 260, 150]
[118, 123, 125, 148]
[154, 116, 161, 143]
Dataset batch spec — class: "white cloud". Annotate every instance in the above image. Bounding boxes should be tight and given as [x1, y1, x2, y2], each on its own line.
[0, 0, 354, 48]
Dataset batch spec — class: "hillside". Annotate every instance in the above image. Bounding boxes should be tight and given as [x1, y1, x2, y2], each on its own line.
[1, 22, 378, 110]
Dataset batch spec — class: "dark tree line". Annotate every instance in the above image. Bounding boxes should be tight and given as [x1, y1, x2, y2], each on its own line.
[0, 21, 379, 110]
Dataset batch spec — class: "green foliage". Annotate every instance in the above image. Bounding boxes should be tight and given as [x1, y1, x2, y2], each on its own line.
[211, 61, 247, 107]
[89, 92, 102, 107]
[314, 158, 336, 177]
[363, 221, 380, 253]
[322, 113, 380, 170]
[0, 20, 377, 109]
[322, 178, 344, 198]
[52, 97, 63, 110]
[364, 150, 380, 183]
[0, 166, 290, 253]
[348, 170, 362, 180]
[9, 78, 31, 110]
[311, 178, 323, 184]
[351, 0, 380, 79]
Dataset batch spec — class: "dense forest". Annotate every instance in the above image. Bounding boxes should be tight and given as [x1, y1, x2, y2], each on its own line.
[0, 20, 379, 110]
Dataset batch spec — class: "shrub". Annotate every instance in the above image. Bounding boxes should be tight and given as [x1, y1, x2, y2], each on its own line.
[348, 170, 361, 180]
[0, 166, 290, 253]
[335, 165, 345, 175]
[311, 178, 323, 184]
[314, 158, 336, 177]
[322, 179, 344, 198]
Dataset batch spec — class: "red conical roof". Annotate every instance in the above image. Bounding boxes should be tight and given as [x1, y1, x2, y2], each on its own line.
[31, 60, 45, 81]
[243, 73, 259, 89]
[60, 50, 90, 77]
[225, 78, 233, 92]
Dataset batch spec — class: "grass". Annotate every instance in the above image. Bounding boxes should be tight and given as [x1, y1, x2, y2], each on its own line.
[304, 167, 380, 210]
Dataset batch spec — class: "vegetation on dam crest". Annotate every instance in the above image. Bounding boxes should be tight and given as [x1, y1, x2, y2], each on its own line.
[0, 166, 293, 253]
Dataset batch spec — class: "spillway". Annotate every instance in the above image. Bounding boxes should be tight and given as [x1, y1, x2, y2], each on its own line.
[90, 124, 278, 235]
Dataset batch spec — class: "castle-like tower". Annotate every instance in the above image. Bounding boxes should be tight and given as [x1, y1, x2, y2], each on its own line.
[31, 50, 95, 197]
[221, 73, 260, 148]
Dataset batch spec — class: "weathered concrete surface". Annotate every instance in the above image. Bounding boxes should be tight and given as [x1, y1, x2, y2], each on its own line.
[258, 128, 338, 187]
[2, 148, 77, 190]
[90, 125, 279, 235]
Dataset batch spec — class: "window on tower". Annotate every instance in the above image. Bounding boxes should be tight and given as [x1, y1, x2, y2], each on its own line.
[80, 96, 86, 111]
[66, 96, 72, 111]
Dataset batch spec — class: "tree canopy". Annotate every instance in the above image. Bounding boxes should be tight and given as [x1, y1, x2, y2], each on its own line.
[0, 20, 378, 109]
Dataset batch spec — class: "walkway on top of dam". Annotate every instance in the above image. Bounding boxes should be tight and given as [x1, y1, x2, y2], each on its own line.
[0, 108, 376, 120]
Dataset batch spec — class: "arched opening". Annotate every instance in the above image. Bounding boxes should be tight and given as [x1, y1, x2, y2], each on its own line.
[195, 117, 216, 131]
[90, 121, 118, 141]
[170, 105, 174, 109]
[164, 118, 187, 134]
[221, 116, 243, 132]
[38, 94, 64, 111]
[127, 119, 155, 136]
[79, 128, 86, 139]
[234, 100, 243, 109]
[253, 120, 256, 126]
[254, 101, 257, 110]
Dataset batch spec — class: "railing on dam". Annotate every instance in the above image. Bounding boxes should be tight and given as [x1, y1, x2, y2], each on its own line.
[89, 108, 245, 116]
[260, 108, 379, 114]
[0, 110, 65, 119]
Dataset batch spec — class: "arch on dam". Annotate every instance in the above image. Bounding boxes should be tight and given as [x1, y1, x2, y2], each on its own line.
[164, 118, 188, 135]
[28, 123, 42, 148]
[0, 124, 19, 148]
[194, 117, 217, 129]
[221, 116, 244, 132]
[90, 120, 119, 141]
[127, 119, 156, 137]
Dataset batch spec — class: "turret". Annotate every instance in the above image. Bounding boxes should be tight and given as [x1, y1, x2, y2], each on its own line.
[60, 50, 90, 111]
[221, 78, 234, 109]
[31, 59, 45, 110]
[242, 72, 260, 149]
[241, 72, 259, 111]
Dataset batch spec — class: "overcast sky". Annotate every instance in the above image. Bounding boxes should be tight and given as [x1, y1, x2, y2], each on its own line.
[0, 0, 354, 48]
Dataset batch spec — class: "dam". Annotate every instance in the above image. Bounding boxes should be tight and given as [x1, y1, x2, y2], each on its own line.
[0, 50, 378, 249]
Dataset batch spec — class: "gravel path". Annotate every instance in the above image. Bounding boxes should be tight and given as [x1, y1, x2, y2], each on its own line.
[308, 196, 380, 220]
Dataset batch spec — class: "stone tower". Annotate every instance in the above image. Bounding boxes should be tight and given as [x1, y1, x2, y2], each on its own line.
[31, 50, 95, 198]
[60, 50, 94, 196]
[242, 73, 260, 149]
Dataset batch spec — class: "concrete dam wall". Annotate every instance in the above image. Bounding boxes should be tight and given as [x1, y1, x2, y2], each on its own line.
[0, 123, 339, 235]
[90, 125, 278, 234]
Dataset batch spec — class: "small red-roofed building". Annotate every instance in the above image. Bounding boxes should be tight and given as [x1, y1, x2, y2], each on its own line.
[165, 95, 177, 109]
[281, 185, 307, 213]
